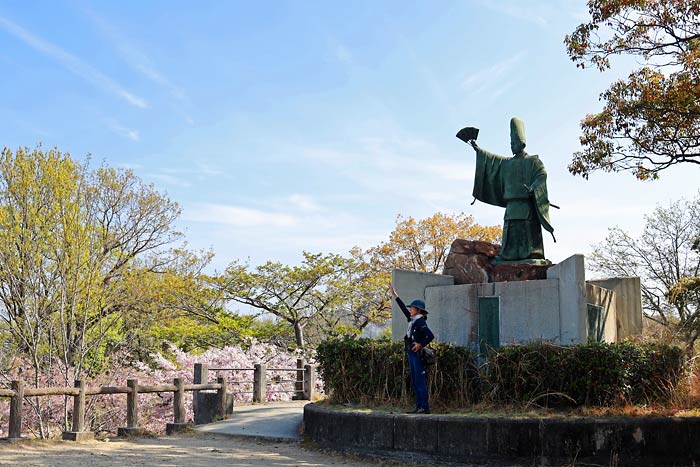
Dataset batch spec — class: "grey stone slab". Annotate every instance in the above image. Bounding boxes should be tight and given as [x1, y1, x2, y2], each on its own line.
[391, 269, 454, 341]
[425, 284, 477, 347]
[495, 279, 560, 344]
[548, 254, 587, 344]
[589, 277, 642, 340]
[586, 283, 617, 342]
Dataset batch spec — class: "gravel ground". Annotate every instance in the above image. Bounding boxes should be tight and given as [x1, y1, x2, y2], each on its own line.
[0, 433, 435, 467]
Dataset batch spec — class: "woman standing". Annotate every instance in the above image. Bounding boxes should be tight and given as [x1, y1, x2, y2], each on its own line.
[390, 285, 434, 414]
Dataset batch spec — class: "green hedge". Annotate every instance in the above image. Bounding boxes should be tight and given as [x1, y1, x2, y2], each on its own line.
[487, 342, 686, 407]
[316, 338, 686, 408]
[316, 336, 477, 406]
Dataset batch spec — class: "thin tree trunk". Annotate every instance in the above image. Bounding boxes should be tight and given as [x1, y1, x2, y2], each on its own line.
[293, 322, 305, 348]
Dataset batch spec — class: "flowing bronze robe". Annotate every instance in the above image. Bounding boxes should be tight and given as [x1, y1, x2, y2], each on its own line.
[473, 148, 554, 262]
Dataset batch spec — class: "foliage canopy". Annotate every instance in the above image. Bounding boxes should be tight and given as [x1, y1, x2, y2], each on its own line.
[565, 0, 700, 179]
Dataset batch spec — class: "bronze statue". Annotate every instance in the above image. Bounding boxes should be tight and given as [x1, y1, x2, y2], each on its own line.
[457, 117, 556, 264]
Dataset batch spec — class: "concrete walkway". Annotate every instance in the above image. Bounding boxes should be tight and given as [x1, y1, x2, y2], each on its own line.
[195, 401, 309, 441]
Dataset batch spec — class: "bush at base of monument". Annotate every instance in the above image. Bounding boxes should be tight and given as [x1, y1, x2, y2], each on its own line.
[488, 342, 686, 407]
[316, 337, 478, 406]
[316, 338, 687, 409]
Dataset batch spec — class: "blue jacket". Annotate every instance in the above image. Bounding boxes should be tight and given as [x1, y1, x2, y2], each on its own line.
[396, 297, 434, 349]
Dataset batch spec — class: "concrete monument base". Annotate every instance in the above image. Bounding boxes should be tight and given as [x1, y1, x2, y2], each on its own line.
[393, 245, 642, 349]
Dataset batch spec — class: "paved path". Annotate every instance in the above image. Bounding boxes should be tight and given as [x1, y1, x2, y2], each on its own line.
[195, 401, 308, 441]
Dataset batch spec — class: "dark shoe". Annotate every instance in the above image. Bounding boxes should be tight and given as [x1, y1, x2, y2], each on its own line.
[416, 408, 431, 414]
[406, 408, 420, 414]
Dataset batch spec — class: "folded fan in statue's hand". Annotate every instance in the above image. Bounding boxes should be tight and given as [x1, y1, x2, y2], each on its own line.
[456, 127, 479, 143]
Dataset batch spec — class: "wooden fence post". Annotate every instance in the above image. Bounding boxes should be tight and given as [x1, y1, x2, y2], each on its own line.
[303, 364, 316, 401]
[126, 379, 138, 428]
[8, 379, 23, 440]
[118, 379, 145, 437]
[166, 377, 192, 434]
[193, 363, 208, 422]
[62, 380, 94, 441]
[216, 376, 227, 419]
[293, 358, 305, 400]
[174, 377, 185, 423]
[253, 363, 266, 403]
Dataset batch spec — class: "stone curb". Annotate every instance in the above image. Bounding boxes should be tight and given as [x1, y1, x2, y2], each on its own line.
[303, 403, 700, 466]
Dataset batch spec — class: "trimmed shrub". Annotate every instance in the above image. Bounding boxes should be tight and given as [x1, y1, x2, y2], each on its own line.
[316, 336, 477, 406]
[486, 342, 686, 407]
[316, 338, 686, 409]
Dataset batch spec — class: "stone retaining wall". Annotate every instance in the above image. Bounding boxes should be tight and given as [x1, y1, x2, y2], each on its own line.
[304, 403, 700, 466]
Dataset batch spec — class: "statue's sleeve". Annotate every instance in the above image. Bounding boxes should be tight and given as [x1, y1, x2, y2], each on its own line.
[472, 148, 507, 208]
[530, 158, 554, 234]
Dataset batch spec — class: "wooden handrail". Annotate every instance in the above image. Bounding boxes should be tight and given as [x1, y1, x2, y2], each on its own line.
[0, 382, 225, 399]
[0, 362, 317, 439]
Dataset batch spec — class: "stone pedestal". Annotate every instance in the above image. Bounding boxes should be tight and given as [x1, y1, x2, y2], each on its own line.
[61, 431, 95, 442]
[442, 240, 499, 284]
[492, 263, 550, 282]
[443, 239, 553, 284]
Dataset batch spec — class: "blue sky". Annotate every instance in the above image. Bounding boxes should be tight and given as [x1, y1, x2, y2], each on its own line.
[1, 1, 698, 272]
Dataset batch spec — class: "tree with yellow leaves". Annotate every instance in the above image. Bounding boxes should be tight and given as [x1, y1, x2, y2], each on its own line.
[565, 0, 700, 179]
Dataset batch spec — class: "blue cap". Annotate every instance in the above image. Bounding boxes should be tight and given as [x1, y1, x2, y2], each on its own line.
[407, 299, 428, 313]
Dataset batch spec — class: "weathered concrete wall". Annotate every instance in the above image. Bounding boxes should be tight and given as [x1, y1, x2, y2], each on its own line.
[547, 254, 587, 344]
[586, 283, 618, 342]
[391, 269, 454, 341]
[425, 283, 492, 348]
[496, 279, 560, 345]
[304, 403, 700, 466]
[589, 277, 642, 339]
[391, 255, 641, 348]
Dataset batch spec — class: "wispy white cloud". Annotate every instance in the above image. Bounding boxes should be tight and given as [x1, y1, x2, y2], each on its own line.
[82, 7, 188, 104]
[183, 203, 298, 228]
[102, 116, 140, 141]
[462, 51, 526, 99]
[0, 16, 148, 109]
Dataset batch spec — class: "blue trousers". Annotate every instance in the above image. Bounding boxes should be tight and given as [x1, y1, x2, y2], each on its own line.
[407, 349, 429, 410]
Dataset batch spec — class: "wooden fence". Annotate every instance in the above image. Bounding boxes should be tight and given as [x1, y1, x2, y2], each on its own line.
[0, 363, 317, 441]
[0, 377, 225, 441]
[195, 361, 317, 403]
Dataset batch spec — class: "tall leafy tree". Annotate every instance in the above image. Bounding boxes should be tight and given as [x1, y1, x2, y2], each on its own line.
[590, 194, 700, 353]
[0, 146, 185, 435]
[565, 0, 700, 179]
[222, 252, 354, 349]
